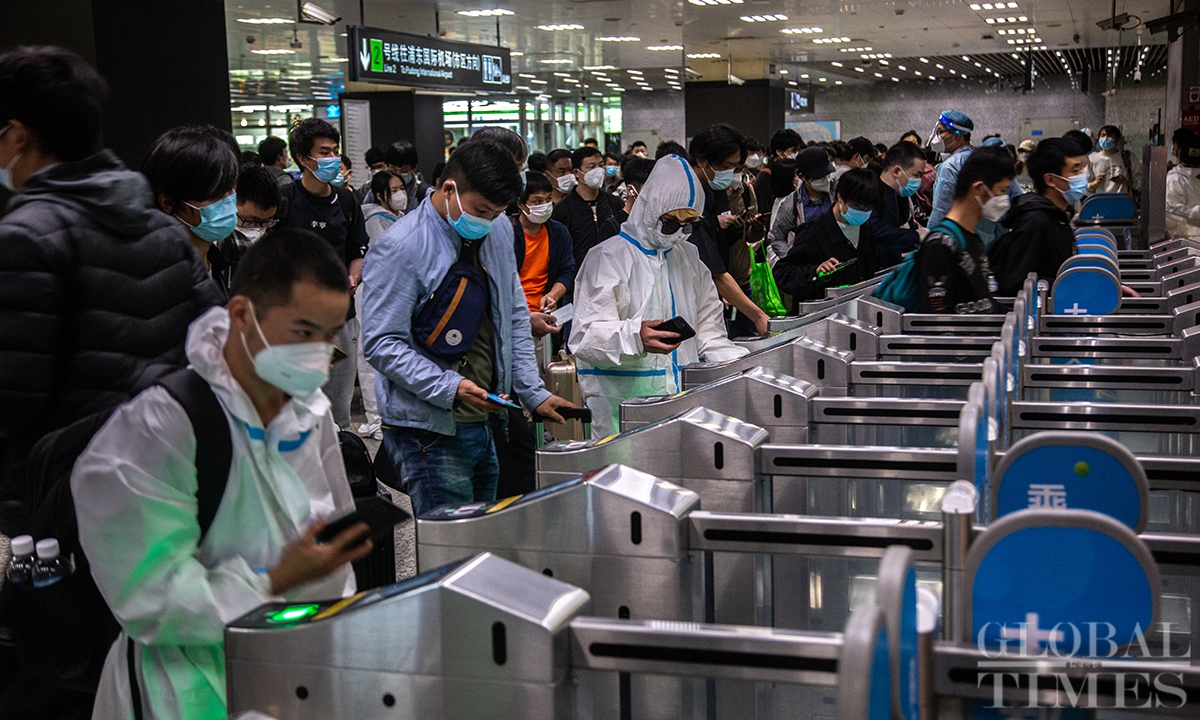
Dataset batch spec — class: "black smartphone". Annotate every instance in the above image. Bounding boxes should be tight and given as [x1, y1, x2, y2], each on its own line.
[653, 316, 697, 342]
[317, 496, 411, 545]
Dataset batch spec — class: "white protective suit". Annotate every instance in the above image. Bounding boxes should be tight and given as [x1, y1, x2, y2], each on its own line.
[72, 306, 357, 720]
[569, 154, 750, 437]
[1165, 164, 1200, 239]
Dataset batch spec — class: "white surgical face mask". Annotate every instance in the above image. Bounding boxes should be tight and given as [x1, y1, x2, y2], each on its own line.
[237, 227, 264, 244]
[809, 176, 831, 194]
[523, 201, 554, 224]
[388, 192, 407, 214]
[240, 301, 335, 400]
[747, 154, 762, 167]
[929, 133, 946, 153]
[582, 166, 606, 189]
[978, 188, 1011, 222]
[556, 173, 577, 193]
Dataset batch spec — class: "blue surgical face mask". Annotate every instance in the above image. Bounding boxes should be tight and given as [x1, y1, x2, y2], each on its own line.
[332, 171, 347, 186]
[400, 172, 415, 184]
[898, 168, 921, 197]
[183, 194, 238, 243]
[308, 155, 342, 184]
[1056, 172, 1089, 204]
[842, 205, 872, 226]
[1098, 137, 1116, 151]
[605, 165, 619, 178]
[709, 167, 736, 191]
[445, 182, 495, 240]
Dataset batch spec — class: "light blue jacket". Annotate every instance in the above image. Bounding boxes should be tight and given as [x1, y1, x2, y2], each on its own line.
[361, 197, 552, 435]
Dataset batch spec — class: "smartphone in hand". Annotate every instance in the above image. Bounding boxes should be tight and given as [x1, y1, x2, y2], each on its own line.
[485, 392, 522, 410]
[653, 316, 697, 342]
[317, 497, 411, 546]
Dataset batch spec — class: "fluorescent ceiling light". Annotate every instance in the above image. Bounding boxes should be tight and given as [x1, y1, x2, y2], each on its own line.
[251, 49, 297, 55]
[511, 51, 524, 56]
[818, 77, 827, 82]
[646, 45, 684, 51]
[687, 52, 721, 59]
[539, 58, 574, 64]
[780, 27, 822, 34]
[741, 14, 787, 22]
[530, 79, 548, 84]
[839, 47, 872, 52]
[812, 37, 852, 44]
[457, 8, 514, 16]
[583, 65, 617, 70]
[642, 87, 654, 91]
[688, 0, 744, 5]
[599, 36, 640, 42]
[237, 17, 292, 24]
[553, 72, 571, 77]
[537, 24, 584, 31]
[627, 69, 643, 74]
[831, 61, 843, 67]
[518, 73, 537, 78]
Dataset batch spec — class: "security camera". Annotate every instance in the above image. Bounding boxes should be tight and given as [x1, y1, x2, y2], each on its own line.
[728, 74, 745, 86]
[1134, 68, 1142, 83]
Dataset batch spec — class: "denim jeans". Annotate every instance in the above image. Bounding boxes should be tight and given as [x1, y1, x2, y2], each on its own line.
[381, 422, 499, 516]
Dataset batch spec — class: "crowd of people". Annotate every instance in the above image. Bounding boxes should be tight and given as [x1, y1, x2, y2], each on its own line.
[2, 44, 1200, 720]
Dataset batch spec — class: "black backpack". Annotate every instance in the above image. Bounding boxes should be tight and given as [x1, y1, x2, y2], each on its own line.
[0, 368, 232, 696]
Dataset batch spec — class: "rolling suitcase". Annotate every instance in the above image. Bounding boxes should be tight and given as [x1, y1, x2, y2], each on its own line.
[543, 350, 587, 441]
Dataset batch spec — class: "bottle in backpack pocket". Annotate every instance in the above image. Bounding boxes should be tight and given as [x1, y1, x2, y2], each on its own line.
[32, 538, 74, 588]
[6, 535, 36, 585]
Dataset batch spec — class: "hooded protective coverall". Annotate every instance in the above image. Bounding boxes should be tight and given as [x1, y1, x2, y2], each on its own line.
[569, 155, 749, 437]
[72, 307, 357, 720]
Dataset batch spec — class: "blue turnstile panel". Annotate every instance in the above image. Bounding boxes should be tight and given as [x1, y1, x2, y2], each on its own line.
[1051, 267, 1120, 316]
[1077, 193, 1136, 222]
[991, 432, 1149, 532]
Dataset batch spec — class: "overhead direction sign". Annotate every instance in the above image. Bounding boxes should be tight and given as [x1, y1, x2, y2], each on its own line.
[348, 25, 512, 92]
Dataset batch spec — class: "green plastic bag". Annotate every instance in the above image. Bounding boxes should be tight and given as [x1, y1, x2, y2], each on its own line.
[747, 241, 788, 317]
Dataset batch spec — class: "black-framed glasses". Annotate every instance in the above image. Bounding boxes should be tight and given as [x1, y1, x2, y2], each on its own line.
[238, 215, 279, 230]
[659, 217, 702, 235]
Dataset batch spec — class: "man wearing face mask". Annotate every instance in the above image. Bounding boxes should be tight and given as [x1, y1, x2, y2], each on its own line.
[926, 110, 975, 228]
[767, 146, 836, 262]
[871, 142, 928, 269]
[1087, 125, 1141, 199]
[278, 118, 370, 431]
[830, 136, 876, 185]
[72, 229, 374, 720]
[1166, 132, 1200, 238]
[363, 140, 575, 516]
[384, 140, 433, 209]
[544, 148, 575, 203]
[513, 171, 575, 325]
[570, 155, 749, 437]
[774, 168, 881, 309]
[987, 138, 1092, 296]
[917, 147, 1013, 314]
[551, 146, 624, 268]
[212, 164, 281, 292]
[689, 124, 772, 337]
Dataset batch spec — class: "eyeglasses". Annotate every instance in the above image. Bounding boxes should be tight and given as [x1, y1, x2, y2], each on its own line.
[237, 215, 279, 229]
[659, 217, 702, 235]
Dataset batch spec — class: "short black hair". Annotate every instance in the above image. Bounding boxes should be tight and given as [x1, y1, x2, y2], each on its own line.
[883, 141, 926, 172]
[545, 148, 572, 168]
[230, 228, 350, 311]
[288, 118, 340, 164]
[473, 126, 528, 164]
[689, 123, 746, 166]
[240, 151, 261, 167]
[365, 146, 386, 166]
[527, 151, 547, 173]
[571, 146, 603, 170]
[521, 170, 553, 202]
[844, 136, 875, 160]
[631, 141, 647, 149]
[621, 155, 655, 188]
[258, 137, 288, 165]
[370, 169, 398, 201]
[142, 125, 240, 211]
[1026, 138, 1082, 194]
[1060, 130, 1094, 157]
[1099, 125, 1122, 140]
[835, 168, 883, 208]
[770, 158, 798, 198]
[954, 147, 1015, 200]
[383, 140, 418, 168]
[441, 139, 524, 207]
[604, 151, 621, 164]
[0, 46, 107, 162]
[583, 137, 599, 146]
[655, 141, 689, 161]
[236, 165, 282, 210]
[340, 154, 352, 169]
[899, 130, 921, 144]
[769, 129, 803, 155]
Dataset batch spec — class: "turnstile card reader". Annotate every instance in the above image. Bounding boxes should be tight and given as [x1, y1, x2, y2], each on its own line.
[225, 553, 590, 720]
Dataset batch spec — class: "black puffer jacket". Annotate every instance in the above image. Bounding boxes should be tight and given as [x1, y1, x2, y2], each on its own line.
[0, 150, 220, 521]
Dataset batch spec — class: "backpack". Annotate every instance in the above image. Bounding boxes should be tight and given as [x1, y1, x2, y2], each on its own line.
[0, 368, 231, 697]
[874, 221, 967, 312]
[411, 237, 489, 364]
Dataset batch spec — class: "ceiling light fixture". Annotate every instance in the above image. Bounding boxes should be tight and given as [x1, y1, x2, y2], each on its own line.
[835, 80, 843, 85]
[456, 8, 514, 17]
[741, 14, 787, 22]
[627, 69, 643, 75]
[531, 79, 548, 84]
[800, 73, 809, 78]
[781, 27, 822, 34]
[251, 48, 297, 55]
[511, 51, 524, 56]
[687, 52, 722, 59]
[646, 45, 684, 51]
[689, 0, 744, 4]
[598, 36, 640, 42]
[839, 46, 873, 52]
[812, 37, 852, 44]
[537, 23, 584, 31]
[518, 73, 537, 78]
[583, 65, 617, 70]
[831, 61, 843, 67]
[818, 77, 827, 82]
[855, 67, 865, 72]
[539, 58, 574, 64]
[237, 17, 292, 24]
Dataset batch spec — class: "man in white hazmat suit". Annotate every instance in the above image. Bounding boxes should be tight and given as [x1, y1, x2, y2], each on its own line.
[72, 229, 374, 720]
[570, 154, 750, 437]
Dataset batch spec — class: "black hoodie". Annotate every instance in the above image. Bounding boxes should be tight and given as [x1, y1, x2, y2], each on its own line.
[0, 150, 219, 526]
[987, 192, 1075, 296]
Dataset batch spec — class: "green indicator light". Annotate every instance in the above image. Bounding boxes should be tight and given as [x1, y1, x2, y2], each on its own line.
[267, 604, 320, 624]
[1074, 461, 1090, 477]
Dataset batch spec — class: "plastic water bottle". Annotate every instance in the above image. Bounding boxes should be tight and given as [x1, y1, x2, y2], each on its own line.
[6, 535, 36, 585]
[31, 538, 73, 588]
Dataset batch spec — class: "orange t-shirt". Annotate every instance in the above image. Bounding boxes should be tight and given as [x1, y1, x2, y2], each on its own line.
[519, 225, 551, 313]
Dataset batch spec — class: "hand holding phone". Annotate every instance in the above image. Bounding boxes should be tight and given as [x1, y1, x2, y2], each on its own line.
[485, 392, 523, 410]
[317, 496, 412, 545]
[653, 316, 697, 342]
